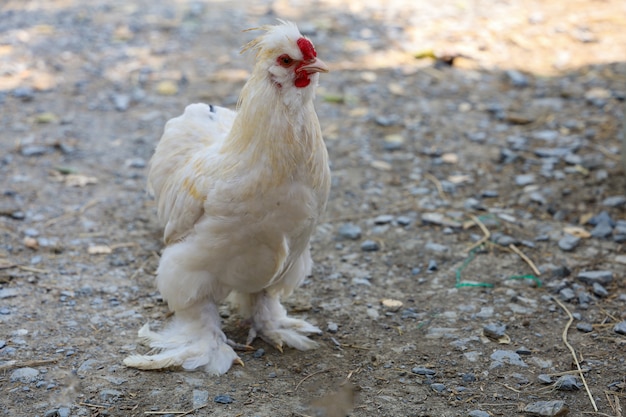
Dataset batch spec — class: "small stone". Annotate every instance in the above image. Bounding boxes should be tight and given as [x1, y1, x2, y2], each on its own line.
[430, 383, 446, 393]
[602, 195, 626, 207]
[592, 282, 608, 298]
[381, 298, 403, 312]
[411, 366, 436, 376]
[505, 69, 529, 87]
[192, 390, 209, 408]
[537, 374, 553, 384]
[337, 223, 361, 240]
[614, 321, 626, 335]
[253, 348, 265, 358]
[99, 389, 122, 401]
[214, 394, 234, 404]
[13, 86, 35, 101]
[588, 211, 615, 227]
[113, 94, 130, 111]
[0, 308, 10, 315]
[490, 350, 527, 367]
[126, 158, 146, 168]
[326, 322, 338, 333]
[558, 235, 580, 251]
[396, 216, 412, 226]
[0, 340, 6, 349]
[468, 410, 490, 417]
[590, 221, 613, 238]
[577, 270, 613, 285]
[462, 373, 476, 382]
[20, 145, 51, 157]
[524, 400, 569, 416]
[360, 240, 380, 252]
[383, 134, 405, 151]
[516, 346, 532, 355]
[155, 80, 178, 96]
[558, 288, 576, 301]
[425, 242, 449, 253]
[427, 259, 438, 272]
[374, 214, 394, 225]
[421, 212, 462, 228]
[554, 375, 580, 391]
[483, 323, 507, 339]
[515, 174, 535, 186]
[10, 367, 39, 383]
[576, 322, 593, 333]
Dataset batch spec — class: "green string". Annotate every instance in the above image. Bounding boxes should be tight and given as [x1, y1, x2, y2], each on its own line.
[454, 245, 543, 288]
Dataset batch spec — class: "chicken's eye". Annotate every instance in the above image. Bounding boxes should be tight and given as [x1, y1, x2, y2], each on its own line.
[277, 54, 294, 67]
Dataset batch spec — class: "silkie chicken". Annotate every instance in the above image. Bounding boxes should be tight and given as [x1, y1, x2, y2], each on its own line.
[123, 21, 330, 375]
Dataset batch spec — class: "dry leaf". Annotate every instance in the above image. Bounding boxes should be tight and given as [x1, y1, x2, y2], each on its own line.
[88, 245, 112, 255]
[63, 174, 98, 187]
[23, 237, 39, 250]
[371, 160, 392, 171]
[381, 298, 403, 312]
[563, 226, 590, 238]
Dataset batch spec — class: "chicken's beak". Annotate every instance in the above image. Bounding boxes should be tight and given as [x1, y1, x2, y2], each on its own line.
[300, 58, 329, 74]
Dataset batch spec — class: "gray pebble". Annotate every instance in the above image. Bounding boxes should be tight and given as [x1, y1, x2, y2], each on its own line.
[113, 94, 130, 111]
[590, 221, 613, 238]
[360, 240, 379, 252]
[0, 308, 10, 315]
[554, 375, 580, 391]
[126, 157, 146, 168]
[515, 346, 532, 356]
[515, 174, 535, 186]
[10, 367, 39, 383]
[602, 195, 626, 207]
[468, 410, 490, 417]
[481, 190, 499, 198]
[214, 394, 234, 404]
[588, 211, 615, 227]
[99, 388, 122, 401]
[338, 223, 361, 240]
[614, 321, 626, 335]
[483, 323, 506, 339]
[558, 234, 580, 251]
[326, 322, 338, 333]
[253, 348, 265, 358]
[20, 145, 51, 157]
[576, 322, 593, 333]
[0, 340, 6, 349]
[491, 232, 517, 247]
[425, 242, 449, 253]
[592, 282, 608, 297]
[13, 86, 35, 101]
[524, 400, 569, 416]
[427, 259, 438, 272]
[192, 389, 209, 408]
[462, 373, 476, 382]
[537, 374, 553, 384]
[411, 366, 436, 376]
[396, 216, 412, 226]
[505, 69, 528, 87]
[577, 290, 592, 306]
[374, 214, 394, 225]
[490, 350, 527, 367]
[558, 287, 576, 301]
[577, 270, 613, 285]
[430, 383, 446, 393]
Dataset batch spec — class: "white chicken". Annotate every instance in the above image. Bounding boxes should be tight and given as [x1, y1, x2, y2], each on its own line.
[123, 21, 330, 375]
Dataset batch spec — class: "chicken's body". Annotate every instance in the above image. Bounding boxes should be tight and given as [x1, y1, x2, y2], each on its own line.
[124, 21, 330, 375]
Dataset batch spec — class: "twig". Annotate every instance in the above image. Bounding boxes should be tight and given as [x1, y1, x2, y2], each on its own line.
[424, 172, 446, 200]
[17, 265, 50, 274]
[466, 214, 491, 252]
[79, 402, 107, 409]
[508, 244, 541, 276]
[0, 358, 57, 371]
[295, 368, 336, 392]
[145, 405, 207, 416]
[552, 296, 598, 412]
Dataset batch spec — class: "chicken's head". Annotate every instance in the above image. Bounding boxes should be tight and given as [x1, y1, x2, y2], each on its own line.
[243, 21, 328, 92]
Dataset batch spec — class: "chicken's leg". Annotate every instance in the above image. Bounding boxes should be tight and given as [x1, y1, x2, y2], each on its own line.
[244, 291, 321, 352]
[124, 301, 241, 375]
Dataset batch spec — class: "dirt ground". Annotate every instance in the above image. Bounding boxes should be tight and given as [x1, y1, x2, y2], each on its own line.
[1, 0, 625, 416]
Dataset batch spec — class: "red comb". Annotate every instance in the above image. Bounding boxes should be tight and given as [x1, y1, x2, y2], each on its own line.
[297, 38, 317, 61]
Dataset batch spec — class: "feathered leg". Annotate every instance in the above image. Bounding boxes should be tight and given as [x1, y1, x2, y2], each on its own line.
[239, 290, 321, 352]
[124, 301, 241, 375]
